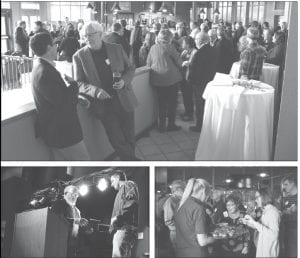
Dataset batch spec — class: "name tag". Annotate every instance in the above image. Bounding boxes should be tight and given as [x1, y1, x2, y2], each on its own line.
[105, 59, 110, 65]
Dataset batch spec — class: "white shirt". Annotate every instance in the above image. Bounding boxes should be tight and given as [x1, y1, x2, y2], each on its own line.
[255, 204, 281, 258]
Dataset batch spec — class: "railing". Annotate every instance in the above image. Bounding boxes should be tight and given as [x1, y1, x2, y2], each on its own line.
[1, 55, 33, 92]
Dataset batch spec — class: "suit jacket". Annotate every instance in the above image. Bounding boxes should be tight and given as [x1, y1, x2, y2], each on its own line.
[103, 32, 131, 57]
[73, 42, 138, 116]
[31, 58, 83, 148]
[187, 43, 216, 87]
[215, 37, 234, 74]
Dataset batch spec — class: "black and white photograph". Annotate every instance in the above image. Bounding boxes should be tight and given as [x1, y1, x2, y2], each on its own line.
[155, 166, 297, 258]
[1, 167, 149, 258]
[1, 1, 297, 161]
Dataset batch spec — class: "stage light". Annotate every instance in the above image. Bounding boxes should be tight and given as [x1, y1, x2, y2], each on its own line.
[258, 172, 269, 178]
[79, 185, 89, 196]
[225, 178, 233, 183]
[97, 178, 108, 192]
[30, 199, 38, 206]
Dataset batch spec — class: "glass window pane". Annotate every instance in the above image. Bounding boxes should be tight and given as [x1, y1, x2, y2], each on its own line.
[227, 7, 232, 22]
[30, 16, 39, 32]
[240, 5, 246, 24]
[21, 16, 29, 30]
[253, 5, 259, 21]
[21, 2, 40, 10]
[70, 6, 81, 21]
[259, 6, 264, 22]
[1, 2, 11, 9]
[60, 5, 71, 22]
[1, 39, 8, 53]
[275, 2, 285, 10]
[50, 5, 61, 22]
[82, 7, 91, 22]
[1, 17, 7, 35]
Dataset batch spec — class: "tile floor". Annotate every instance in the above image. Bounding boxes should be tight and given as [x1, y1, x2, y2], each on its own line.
[135, 93, 200, 161]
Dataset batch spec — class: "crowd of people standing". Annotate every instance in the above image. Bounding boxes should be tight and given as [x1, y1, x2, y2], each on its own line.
[13, 16, 289, 160]
[156, 175, 297, 258]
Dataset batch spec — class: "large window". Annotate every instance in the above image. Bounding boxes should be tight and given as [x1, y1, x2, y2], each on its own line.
[21, 15, 40, 33]
[274, 2, 285, 10]
[50, 2, 91, 22]
[249, 2, 265, 22]
[21, 2, 40, 10]
[1, 2, 11, 9]
[1, 10, 12, 54]
[219, 2, 233, 22]
[236, 2, 247, 23]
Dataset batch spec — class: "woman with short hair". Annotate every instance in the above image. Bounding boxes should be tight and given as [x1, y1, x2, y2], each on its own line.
[219, 193, 251, 257]
[243, 188, 281, 258]
[174, 178, 215, 257]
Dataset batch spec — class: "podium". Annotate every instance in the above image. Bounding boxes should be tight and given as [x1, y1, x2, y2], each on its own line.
[11, 207, 69, 258]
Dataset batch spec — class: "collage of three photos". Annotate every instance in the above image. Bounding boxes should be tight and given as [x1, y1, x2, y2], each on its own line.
[1, 1, 298, 258]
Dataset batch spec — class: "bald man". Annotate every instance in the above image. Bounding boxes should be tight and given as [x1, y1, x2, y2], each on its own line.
[51, 185, 88, 257]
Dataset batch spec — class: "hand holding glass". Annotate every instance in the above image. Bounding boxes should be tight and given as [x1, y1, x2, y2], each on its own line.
[113, 72, 124, 90]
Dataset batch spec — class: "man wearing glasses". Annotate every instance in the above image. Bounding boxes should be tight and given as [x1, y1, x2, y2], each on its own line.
[73, 21, 139, 161]
[51, 185, 88, 257]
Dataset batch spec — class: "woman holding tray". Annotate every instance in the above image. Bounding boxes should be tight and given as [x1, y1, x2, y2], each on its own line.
[217, 193, 251, 257]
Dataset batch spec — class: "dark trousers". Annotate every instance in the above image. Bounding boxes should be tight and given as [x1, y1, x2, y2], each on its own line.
[192, 84, 205, 128]
[180, 80, 194, 116]
[95, 97, 136, 160]
[155, 83, 179, 127]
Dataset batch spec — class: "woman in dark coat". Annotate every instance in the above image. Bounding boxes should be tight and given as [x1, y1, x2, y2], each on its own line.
[130, 22, 143, 67]
[265, 31, 286, 67]
[58, 28, 80, 62]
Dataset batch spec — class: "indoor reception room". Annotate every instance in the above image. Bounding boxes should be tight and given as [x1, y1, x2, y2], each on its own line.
[1, 1, 298, 161]
[155, 166, 297, 258]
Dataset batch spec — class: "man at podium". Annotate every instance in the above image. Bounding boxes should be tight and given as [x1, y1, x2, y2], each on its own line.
[51, 185, 87, 257]
[110, 172, 139, 258]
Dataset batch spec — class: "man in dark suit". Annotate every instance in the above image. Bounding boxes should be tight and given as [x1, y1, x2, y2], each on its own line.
[120, 19, 131, 44]
[187, 32, 216, 132]
[103, 22, 131, 57]
[51, 185, 88, 258]
[215, 26, 234, 74]
[30, 32, 89, 160]
[73, 21, 139, 161]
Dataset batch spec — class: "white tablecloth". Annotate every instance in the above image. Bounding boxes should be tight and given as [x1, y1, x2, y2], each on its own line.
[195, 76, 274, 160]
[230, 61, 280, 89]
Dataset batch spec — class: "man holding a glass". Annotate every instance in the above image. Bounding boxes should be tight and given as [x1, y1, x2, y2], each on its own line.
[73, 21, 139, 160]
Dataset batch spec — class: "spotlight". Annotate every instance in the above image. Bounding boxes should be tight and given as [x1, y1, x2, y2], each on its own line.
[225, 178, 233, 183]
[97, 178, 108, 192]
[258, 172, 269, 178]
[79, 185, 89, 196]
[30, 199, 38, 206]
